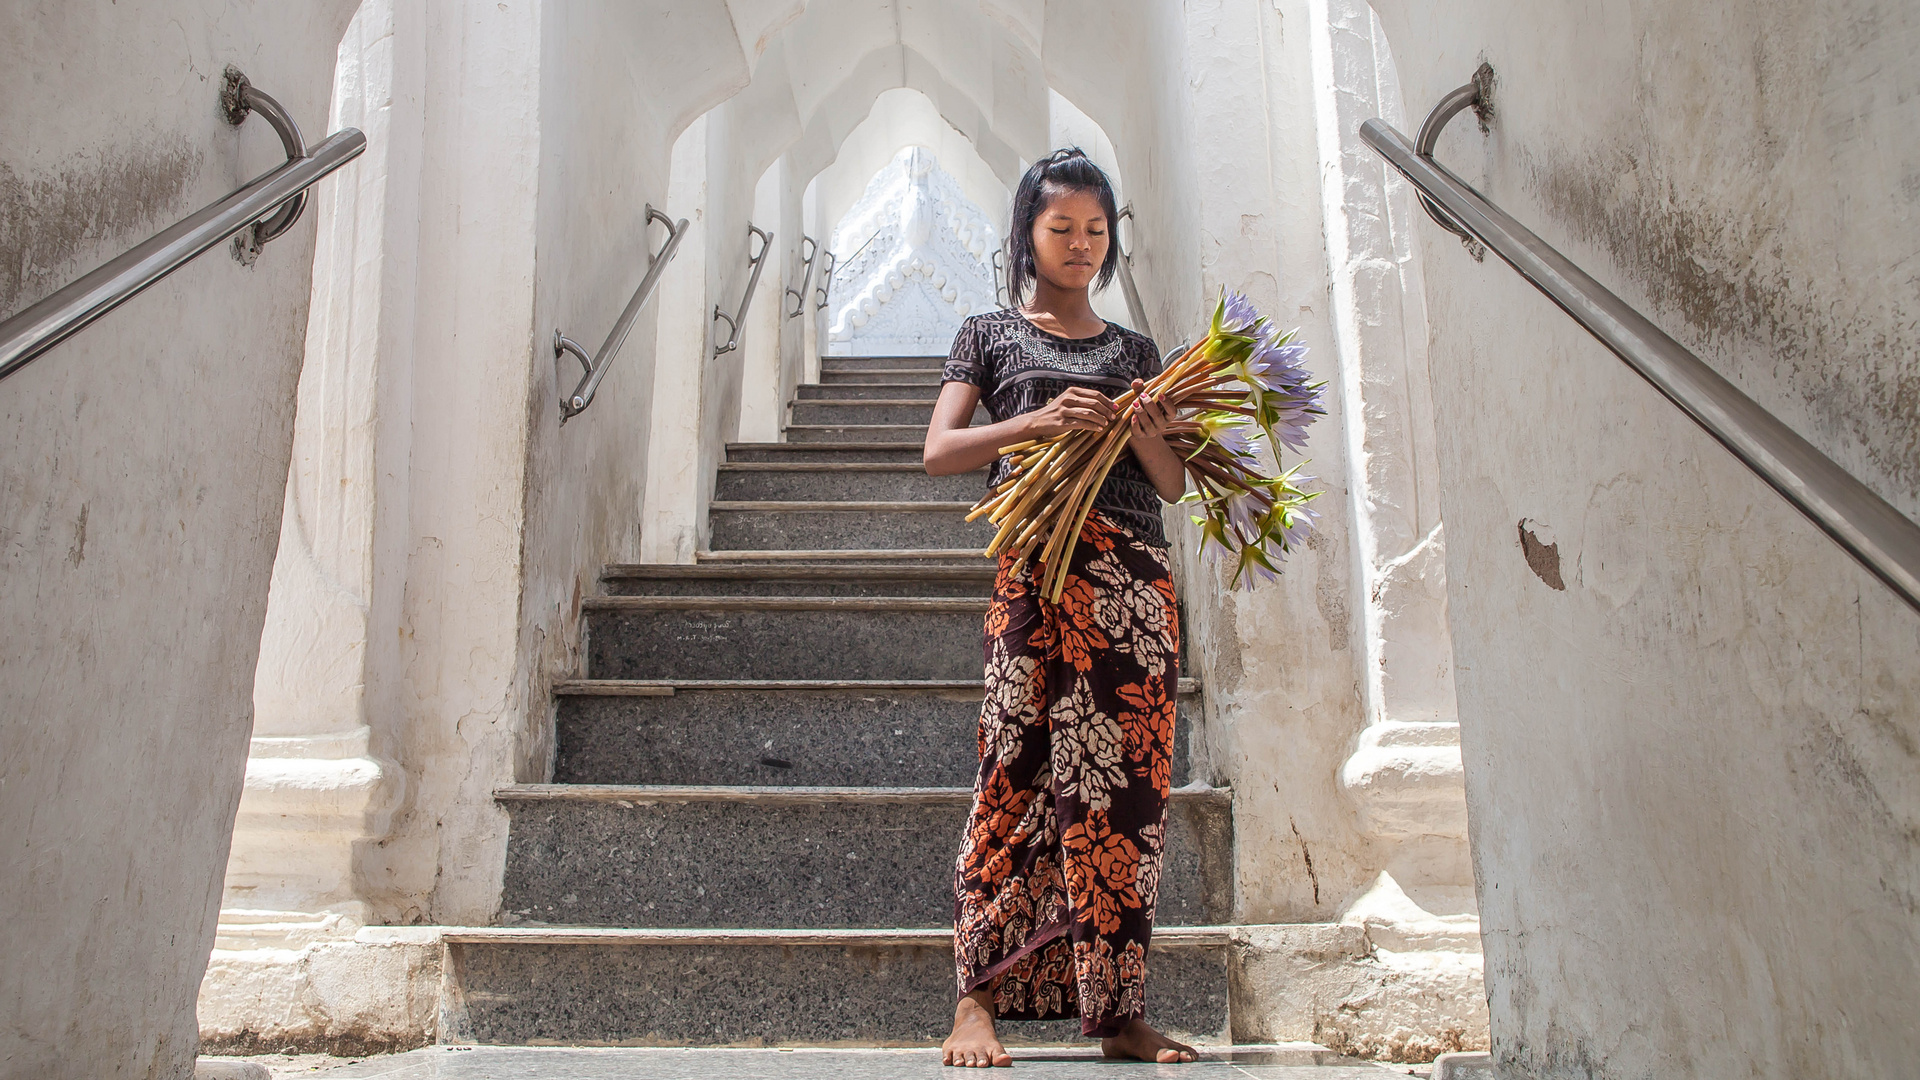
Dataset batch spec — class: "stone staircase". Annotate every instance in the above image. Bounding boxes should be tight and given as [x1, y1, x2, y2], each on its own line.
[443, 355, 1237, 1047]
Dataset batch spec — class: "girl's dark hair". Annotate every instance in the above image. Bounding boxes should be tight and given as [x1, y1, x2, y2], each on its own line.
[1005, 148, 1120, 305]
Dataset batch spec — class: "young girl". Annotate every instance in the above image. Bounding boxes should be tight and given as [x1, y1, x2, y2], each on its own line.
[925, 149, 1196, 1068]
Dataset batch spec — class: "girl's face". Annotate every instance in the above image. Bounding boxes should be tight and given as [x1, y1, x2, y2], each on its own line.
[1029, 188, 1110, 293]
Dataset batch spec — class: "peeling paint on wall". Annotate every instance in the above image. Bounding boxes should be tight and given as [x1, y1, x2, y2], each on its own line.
[1517, 518, 1564, 591]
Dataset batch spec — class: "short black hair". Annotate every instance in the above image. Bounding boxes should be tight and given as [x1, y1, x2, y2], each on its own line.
[1004, 148, 1120, 306]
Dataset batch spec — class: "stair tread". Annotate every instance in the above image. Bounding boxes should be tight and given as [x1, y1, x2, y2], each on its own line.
[553, 677, 1203, 694]
[446, 925, 1234, 945]
[584, 595, 988, 612]
[791, 399, 942, 406]
[800, 382, 942, 389]
[602, 563, 996, 578]
[709, 500, 974, 511]
[496, 782, 1230, 803]
[697, 549, 985, 561]
[717, 463, 976, 472]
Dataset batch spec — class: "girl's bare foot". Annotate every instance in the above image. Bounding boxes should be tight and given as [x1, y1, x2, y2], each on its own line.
[942, 989, 1012, 1067]
[1100, 1017, 1198, 1063]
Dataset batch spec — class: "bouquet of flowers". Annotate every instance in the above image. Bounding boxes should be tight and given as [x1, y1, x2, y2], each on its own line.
[967, 291, 1325, 600]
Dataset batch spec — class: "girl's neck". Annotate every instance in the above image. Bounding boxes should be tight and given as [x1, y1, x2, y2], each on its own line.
[1019, 277, 1105, 339]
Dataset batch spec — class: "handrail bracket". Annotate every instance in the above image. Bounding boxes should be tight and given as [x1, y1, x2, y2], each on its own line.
[785, 236, 818, 319]
[223, 66, 312, 263]
[555, 205, 689, 421]
[712, 223, 773, 356]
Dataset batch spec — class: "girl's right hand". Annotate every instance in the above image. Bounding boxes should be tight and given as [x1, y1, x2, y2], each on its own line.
[1022, 386, 1117, 439]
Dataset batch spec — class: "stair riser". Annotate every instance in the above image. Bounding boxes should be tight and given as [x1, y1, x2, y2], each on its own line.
[588, 607, 986, 680]
[786, 425, 929, 444]
[554, 689, 1197, 787]
[499, 795, 1233, 928]
[709, 508, 992, 550]
[715, 468, 982, 502]
[603, 574, 992, 597]
[449, 940, 1229, 1046]
[819, 370, 944, 385]
[822, 357, 946, 372]
[791, 402, 956, 426]
[797, 383, 942, 400]
[726, 444, 924, 463]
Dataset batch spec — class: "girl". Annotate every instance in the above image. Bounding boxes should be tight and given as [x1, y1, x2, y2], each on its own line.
[925, 148, 1196, 1068]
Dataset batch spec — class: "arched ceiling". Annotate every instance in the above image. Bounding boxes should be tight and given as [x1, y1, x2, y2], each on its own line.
[612, 0, 1173, 195]
[716, 0, 1054, 196]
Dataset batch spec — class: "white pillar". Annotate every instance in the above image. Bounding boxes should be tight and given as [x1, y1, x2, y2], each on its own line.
[640, 116, 714, 562]
[736, 161, 787, 443]
[221, 0, 413, 931]
[1307, 0, 1473, 904]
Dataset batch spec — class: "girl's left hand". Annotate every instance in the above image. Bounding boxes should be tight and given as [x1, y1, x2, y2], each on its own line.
[1128, 378, 1176, 440]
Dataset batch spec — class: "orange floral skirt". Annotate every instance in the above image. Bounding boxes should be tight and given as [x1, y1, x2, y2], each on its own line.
[952, 511, 1180, 1038]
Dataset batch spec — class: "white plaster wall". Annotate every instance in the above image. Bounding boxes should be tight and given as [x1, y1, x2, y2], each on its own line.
[1124, 0, 1383, 926]
[0, 2, 360, 1076]
[1365, 0, 1920, 1075]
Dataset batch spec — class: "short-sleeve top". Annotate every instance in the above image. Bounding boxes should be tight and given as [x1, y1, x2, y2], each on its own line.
[942, 308, 1169, 547]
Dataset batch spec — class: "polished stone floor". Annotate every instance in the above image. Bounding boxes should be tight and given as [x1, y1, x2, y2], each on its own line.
[249, 1045, 1423, 1079]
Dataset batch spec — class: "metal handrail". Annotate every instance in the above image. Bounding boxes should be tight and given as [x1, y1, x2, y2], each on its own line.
[814, 250, 837, 310]
[711, 223, 772, 355]
[0, 69, 366, 382]
[1114, 207, 1154, 340]
[553, 205, 688, 421]
[1361, 79, 1920, 613]
[991, 249, 1008, 308]
[785, 235, 817, 318]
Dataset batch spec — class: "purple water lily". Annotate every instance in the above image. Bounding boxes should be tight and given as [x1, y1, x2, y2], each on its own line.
[1222, 489, 1264, 541]
[1210, 420, 1266, 468]
[1248, 336, 1310, 392]
[1221, 290, 1261, 335]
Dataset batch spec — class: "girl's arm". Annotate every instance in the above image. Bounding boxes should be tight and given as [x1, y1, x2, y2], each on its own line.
[923, 381, 1118, 476]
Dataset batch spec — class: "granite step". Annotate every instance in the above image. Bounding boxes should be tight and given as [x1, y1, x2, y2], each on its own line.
[715, 463, 983, 503]
[442, 926, 1232, 1046]
[584, 596, 989, 681]
[822, 356, 946, 372]
[726, 442, 925, 464]
[550, 678, 1201, 787]
[797, 382, 942, 400]
[496, 784, 1234, 929]
[819, 368, 946, 385]
[790, 400, 955, 426]
[786, 423, 930, 444]
[695, 548, 988, 566]
[601, 563, 995, 598]
[707, 501, 992, 550]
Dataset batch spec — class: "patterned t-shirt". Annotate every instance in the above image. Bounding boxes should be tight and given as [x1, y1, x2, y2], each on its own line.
[942, 308, 1169, 547]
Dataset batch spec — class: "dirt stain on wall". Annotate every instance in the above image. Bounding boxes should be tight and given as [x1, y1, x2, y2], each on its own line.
[1521, 137, 1920, 510]
[0, 139, 202, 317]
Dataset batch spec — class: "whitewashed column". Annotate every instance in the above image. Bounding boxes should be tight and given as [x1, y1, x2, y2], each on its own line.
[640, 116, 714, 562]
[221, 0, 410, 928]
[1309, 0, 1472, 894]
[737, 161, 787, 443]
